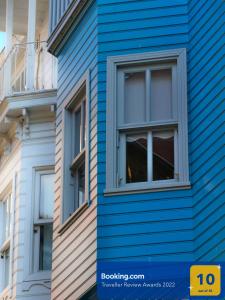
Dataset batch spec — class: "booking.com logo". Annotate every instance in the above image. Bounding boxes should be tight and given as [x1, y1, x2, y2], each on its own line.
[101, 273, 145, 281]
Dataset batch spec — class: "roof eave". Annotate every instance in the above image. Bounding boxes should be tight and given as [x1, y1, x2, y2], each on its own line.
[47, 0, 90, 56]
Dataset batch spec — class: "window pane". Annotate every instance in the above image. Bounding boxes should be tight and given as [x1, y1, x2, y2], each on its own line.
[75, 108, 81, 156]
[124, 72, 146, 124]
[78, 162, 85, 207]
[150, 69, 172, 121]
[40, 174, 54, 219]
[4, 249, 10, 288]
[39, 224, 53, 271]
[153, 131, 174, 181]
[126, 134, 147, 183]
[82, 101, 86, 148]
[3, 196, 11, 240]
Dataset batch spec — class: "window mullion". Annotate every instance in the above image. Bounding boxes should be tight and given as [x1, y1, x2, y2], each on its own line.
[146, 69, 151, 122]
[147, 131, 153, 183]
[118, 70, 125, 126]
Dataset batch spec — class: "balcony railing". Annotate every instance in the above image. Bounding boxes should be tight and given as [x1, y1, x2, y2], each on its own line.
[0, 41, 57, 101]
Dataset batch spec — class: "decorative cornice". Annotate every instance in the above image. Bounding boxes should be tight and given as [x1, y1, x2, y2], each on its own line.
[47, 0, 90, 56]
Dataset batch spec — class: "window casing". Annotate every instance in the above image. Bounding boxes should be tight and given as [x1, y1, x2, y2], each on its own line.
[33, 169, 54, 272]
[62, 80, 89, 223]
[106, 49, 189, 193]
[0, 193, 12, 291]
[70, 95, 86, 209]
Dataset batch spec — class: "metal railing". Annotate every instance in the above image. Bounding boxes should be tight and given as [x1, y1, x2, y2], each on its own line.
[0, 41, 57, 101]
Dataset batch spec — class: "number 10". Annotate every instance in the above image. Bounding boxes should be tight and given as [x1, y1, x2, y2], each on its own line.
[197, 273, 215, 285]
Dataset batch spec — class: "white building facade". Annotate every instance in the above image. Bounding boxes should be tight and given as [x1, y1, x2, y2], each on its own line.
[0, 1, 57, 299]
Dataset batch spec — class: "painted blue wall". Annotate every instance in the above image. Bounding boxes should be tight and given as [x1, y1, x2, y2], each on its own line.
[96, 0, 225, 263]
[97, 0, 195, 262]
[188, 0, 225, 261]
[50, 0, 225, 265]
[49, 0, 73, 33]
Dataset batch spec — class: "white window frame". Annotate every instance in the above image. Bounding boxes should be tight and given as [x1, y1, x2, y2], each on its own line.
[0, 192, 12, 293]
[61, 71, 90, 224]
[33, 167, 54, 274]
[106, 49, 190, 194]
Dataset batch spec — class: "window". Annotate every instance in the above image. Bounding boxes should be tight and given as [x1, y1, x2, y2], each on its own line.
[62, 80, 89, 223]
[33, 169, 54, 272]
[106, 49, 189, 193]
[0, 193, 12, 290]
[70, 95, 86, 208]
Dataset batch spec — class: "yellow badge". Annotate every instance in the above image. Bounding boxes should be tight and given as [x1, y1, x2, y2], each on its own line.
[190, 265, 221, 296]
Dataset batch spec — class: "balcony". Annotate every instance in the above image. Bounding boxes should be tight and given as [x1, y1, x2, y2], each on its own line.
[0, 41, 57, 101]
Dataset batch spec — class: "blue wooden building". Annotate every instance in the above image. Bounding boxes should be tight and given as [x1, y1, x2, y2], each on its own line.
[47, 0, 225, 298]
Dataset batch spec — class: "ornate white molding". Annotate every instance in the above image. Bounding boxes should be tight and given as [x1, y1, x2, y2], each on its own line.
[22, 280, 51, 292]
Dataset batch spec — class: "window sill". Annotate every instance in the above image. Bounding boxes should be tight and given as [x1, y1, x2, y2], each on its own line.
[58, 202, 89, 235]
[22, 272, 51, 292]
[104, 181, 191, 196]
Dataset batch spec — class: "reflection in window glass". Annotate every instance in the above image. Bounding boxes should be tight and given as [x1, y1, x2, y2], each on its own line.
[3, 196, 11, 241]
[124, 72, 146, 124]
[75, 108, 81, 156]
[4, 249, 10, 288]
[126, 134, 147, 183]
[39, 224, 53, 271]
[150, 69, 172, 121]
[78, 162, 85, 207]
[153, 131, 174, 181]
[82, 101, 86, 148]
[40, 174, 54, 219]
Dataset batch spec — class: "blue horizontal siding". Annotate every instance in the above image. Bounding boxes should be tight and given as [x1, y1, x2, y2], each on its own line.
[51, 0, 224, 272]
[99, 219, 193, 237]
[50, 0, 73, 33]
[188, 0, 225, 260]
[96, 0, 225, 264]
[98, 241, 194, 260]
[96, 0, 195, 262]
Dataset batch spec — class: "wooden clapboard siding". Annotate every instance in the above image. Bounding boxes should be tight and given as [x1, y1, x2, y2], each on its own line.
[47, 0, 225, 298]
[17, 119, 55, 300]
[49, 0, 73, 33]
[0, 116, 55, 300]
[51, 2, 97, 299]
[0, 139, 21, 300]
[188, 0, 225, 261]
[97, 0, 195, 262]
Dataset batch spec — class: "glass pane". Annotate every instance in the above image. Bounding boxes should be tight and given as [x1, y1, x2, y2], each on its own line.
[4, 196, 11, 240]
[150, 69, 172, 121]
[153, 131, 174, 181]
[40, 174, 54, 219]
[4, 249, 10, 288]
[126, 134, 147, 183]
[82, 101, 86, 148]
[39, 224, 53, 271]
[124, 72, 146, 124]
[75, 108, 81, 156]
[78, 162, 85, 207]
